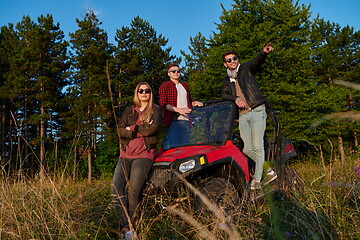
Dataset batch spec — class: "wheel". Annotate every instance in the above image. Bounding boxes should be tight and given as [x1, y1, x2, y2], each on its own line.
[195, 177, 243, 214]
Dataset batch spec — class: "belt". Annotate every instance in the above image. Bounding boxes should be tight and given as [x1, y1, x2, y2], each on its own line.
[239, 103, 265, 115]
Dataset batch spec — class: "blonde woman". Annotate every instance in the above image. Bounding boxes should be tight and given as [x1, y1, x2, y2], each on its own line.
[112, 82, 161, 239]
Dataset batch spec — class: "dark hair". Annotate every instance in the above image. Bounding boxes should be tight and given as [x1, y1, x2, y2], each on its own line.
[222, 50, 238, 62]
[167, 63, 180, 71]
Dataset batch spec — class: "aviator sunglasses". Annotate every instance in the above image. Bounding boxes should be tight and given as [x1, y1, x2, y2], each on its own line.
[169, 69, 181, 73]
[138, 88, 151, 94]
[225, 56, 238, 63]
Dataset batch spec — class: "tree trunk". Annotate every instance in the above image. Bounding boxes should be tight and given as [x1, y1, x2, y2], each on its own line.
[87, 104, 92, 183]
[8, 112, 16, 175]
[17, 134, 21, 174]
[87, 151, 92, 183]
[106, 61, 122, 149]
[73, 146, 77, 181]
[1, 100, 5, 167]
[24, 100, 29, 170]
[54, 140, 58, 172]
[40, 102, 46, 182]
[338, 136, 345, 164]
[354, 132, 358, 147]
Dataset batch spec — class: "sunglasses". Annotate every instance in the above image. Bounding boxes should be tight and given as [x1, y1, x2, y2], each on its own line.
[138, 89, 151, 94]
[225, 56, 238, 63]
[169, 69, 181, 73]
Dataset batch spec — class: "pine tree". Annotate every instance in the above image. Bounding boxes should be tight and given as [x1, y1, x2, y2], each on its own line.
[195, 0, 318, 144]
[181, 32, 212, 101]
[309, 18, 360, 153]
[0, 24, 19, 170]
[0, 15, 69, 176]
[113, 16, 177, 105]
[33, 14, 70, 179]
[189, 0, 359, 153]
[68, 9, 114, 182]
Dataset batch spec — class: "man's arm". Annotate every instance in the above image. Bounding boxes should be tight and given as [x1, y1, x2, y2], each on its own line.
[222, 81, 248, 108]
[221, 79, 237, 101]
[248, 42, 274, 73]
[166, 104, 191, 115]
[158, 83, 169, 109]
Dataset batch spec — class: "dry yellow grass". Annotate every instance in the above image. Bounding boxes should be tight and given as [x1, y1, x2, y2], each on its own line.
[0, 152, 358, 239]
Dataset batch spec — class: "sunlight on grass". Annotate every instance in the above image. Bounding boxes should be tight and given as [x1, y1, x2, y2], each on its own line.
[0, 153, 358, 239]
[0, 177, 119, 239]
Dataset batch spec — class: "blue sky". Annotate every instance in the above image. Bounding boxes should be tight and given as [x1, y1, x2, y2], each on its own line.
[1, 0, 359, 58]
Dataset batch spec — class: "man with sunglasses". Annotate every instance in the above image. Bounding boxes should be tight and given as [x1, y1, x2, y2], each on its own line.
[222, 42, 276, 191]
[159, 63, 203, 148]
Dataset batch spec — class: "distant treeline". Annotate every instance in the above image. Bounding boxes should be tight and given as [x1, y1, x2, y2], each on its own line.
[0, 0, 359, 179]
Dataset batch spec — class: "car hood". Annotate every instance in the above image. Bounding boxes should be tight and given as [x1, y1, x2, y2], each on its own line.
[154, 141, 238, 163]
[155, 145, 217, 161]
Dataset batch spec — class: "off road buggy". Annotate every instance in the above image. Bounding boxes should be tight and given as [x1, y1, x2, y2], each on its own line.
[147, 101, 300, 206]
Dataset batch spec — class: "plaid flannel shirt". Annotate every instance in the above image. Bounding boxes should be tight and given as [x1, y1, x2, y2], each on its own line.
[158, 80, 193, 127]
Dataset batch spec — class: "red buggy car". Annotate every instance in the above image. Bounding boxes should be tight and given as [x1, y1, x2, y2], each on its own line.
[147, 101, 299, 206]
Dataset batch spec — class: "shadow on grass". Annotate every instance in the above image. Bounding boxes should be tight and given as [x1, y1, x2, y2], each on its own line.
[261, 190, 337, 240]
[136, 183, 337, 240]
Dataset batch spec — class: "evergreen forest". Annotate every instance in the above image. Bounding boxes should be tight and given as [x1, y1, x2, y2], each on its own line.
[0, 0, 359, 180]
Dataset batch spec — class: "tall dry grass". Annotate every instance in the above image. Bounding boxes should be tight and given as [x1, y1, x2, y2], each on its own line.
[136, 153, 359, 239]
[0, 175, 119, 239]
[293, 155, 360, 240]
[0, 152, 358, 239]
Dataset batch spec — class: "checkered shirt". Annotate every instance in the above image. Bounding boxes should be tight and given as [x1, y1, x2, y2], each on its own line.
[158, 80, 193, 127]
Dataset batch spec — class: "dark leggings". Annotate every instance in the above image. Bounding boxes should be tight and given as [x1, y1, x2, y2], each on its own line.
[111, 157, 153, 229]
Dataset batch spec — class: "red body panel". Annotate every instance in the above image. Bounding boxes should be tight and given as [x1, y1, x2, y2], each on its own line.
[155, 140, 250, 180]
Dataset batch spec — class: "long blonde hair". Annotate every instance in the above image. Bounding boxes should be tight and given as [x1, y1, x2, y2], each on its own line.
[133, 82, 154, 123]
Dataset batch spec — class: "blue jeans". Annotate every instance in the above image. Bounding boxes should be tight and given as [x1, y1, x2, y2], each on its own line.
[162, 120, 190, 149]
[239, 105, 267, 181]
[111, 157, 153, 229]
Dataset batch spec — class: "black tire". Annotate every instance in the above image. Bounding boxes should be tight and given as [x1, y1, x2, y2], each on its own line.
[195, 177, 243, 213]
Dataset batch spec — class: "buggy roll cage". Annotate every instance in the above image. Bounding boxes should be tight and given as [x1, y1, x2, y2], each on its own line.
[201, 99, 290, 182]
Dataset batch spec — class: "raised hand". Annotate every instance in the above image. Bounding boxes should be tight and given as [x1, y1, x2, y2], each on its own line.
[263, 42, 274, 54]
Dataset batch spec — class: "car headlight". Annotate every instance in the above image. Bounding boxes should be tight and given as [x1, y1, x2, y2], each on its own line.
[178, 159, 196, 173]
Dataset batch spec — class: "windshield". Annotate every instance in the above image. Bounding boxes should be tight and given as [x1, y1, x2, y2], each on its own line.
[162, 101, 237, 150]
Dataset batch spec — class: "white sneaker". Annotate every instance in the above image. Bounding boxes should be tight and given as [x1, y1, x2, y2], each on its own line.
[250, 179, 261, 190]
[263, 169, 277, 185]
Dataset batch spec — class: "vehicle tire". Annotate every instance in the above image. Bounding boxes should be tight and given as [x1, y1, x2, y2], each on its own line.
[195, 177, 242, 214]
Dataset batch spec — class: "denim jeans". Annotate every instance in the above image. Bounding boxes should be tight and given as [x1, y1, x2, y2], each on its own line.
[111, 157, 153, 229]
[162, 120, 190, 149]
[239, 105, 267, 181]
